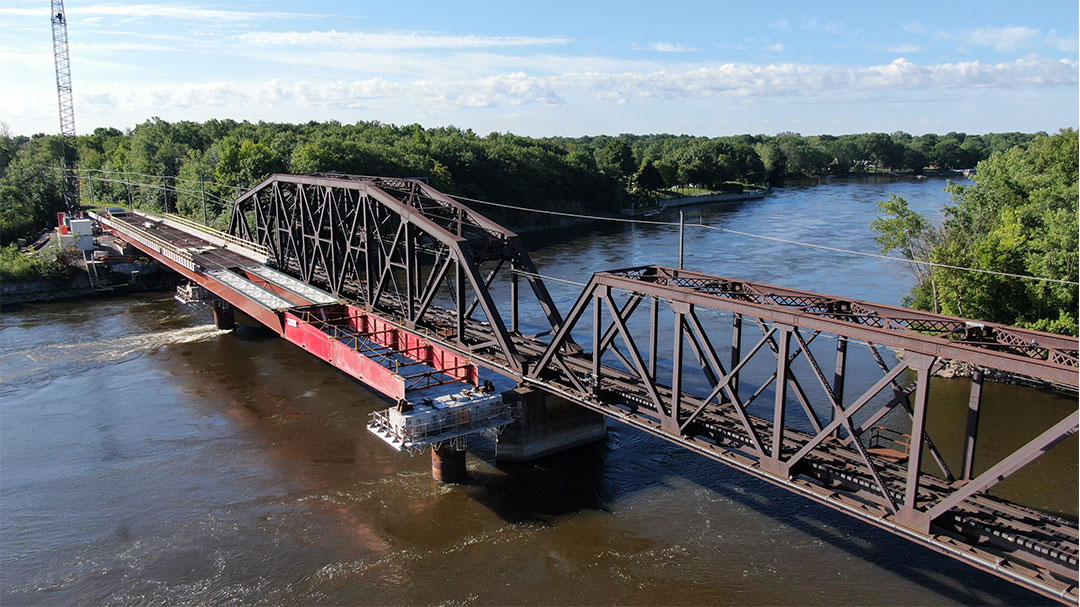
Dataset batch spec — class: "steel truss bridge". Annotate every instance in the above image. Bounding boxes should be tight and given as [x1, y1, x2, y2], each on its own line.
[94, 173, 1078, 603]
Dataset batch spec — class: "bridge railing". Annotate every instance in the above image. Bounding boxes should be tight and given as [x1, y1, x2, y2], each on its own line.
[133, 210, 270, 263]
[92, 211, 198, 273]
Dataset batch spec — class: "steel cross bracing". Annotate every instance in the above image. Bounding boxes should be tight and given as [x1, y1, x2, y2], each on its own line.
[214, 175, 1079, 602]
[227, 173, 565, 372]
[527, 265, 1078, 601]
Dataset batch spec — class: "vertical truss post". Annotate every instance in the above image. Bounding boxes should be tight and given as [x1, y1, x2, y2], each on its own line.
[833, 335, 848, 434]
[405, 221, 416, 320]
[730, 313, 742, 398]
[669, 301, 690, 434]
[592, 286, 606, 397]
[766, 324, 792, 475]
[510, 261, 519, 333]
[900, 352, 935, 530]
[455, 259, 465, 341]
[648, 295, 659, 380]
[962, 367, 984, 481]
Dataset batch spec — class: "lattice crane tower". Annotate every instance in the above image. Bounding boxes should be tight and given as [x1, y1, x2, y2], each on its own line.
[50, 0, 79, 213]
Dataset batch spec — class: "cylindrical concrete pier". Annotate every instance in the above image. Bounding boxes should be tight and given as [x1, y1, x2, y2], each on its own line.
[212, 303, 236, 330]
[431, 445, 466, 483]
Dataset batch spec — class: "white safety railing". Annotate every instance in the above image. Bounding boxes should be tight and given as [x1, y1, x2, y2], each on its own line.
[92, 211, 198, 272]
[156, 211, 271, 261]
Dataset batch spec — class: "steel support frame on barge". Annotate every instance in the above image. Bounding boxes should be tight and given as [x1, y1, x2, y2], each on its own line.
[109, 173, 1078, 603]
[527, 265, 1078, 603]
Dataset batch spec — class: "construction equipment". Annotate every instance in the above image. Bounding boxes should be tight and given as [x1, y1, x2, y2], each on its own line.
[50, 0, 79, 214]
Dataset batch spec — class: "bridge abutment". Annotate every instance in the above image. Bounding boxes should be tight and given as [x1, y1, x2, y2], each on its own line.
[496, 386, 607, 462]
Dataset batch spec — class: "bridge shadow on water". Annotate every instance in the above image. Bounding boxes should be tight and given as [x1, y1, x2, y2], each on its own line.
[464, 419, 1049, 606]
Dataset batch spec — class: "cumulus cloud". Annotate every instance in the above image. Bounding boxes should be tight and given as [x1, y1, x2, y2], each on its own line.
[556, 56, 1077, 102]
[70, 55, 1077, 117]
[234, 30, 571, 50]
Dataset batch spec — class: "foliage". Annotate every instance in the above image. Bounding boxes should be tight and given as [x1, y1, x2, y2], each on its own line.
[872, 130, 1078, 335]
[0, 118, 1054, 244]
[871, 194, 943, 311]
[631, 159, 665, 194]
[0, 243, 73, 282]
[0, 135, 65, 244]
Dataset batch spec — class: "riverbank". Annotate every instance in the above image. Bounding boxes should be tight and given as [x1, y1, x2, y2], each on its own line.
[1, 275, 96, 306]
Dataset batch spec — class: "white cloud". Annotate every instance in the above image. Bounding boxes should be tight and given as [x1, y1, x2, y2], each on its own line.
[556, 56, 1077, 102]
[0, 4, 321, 22]
[648, 42, 699, 53]
[234, 30, 571, 50]
[71, 55, 1075, 117]
[75, 71, 565, 114]
[886, 43, 922, 53]
[1046, 31, 1079, 52]
[765, 43, 784, 52]
[960, 26, 1041, 52]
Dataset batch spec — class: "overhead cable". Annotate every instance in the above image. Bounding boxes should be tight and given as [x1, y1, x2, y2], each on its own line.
[451, 193, 1079, 286]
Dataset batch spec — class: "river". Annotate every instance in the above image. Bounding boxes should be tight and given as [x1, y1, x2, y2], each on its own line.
[1, 176, 1074, 605]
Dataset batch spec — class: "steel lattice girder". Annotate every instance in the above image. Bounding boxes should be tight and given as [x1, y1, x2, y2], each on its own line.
[528, 266, 1078, 600]
[603, 266, 1078, 386]
[227, 173, 564, 371]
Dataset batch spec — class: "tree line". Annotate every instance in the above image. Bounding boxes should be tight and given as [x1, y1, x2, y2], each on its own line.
[0, 119, 1047, 244]
[872, 129, 1078, 335]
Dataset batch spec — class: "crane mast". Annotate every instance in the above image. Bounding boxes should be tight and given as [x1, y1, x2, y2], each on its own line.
[50, 0, 79, 213]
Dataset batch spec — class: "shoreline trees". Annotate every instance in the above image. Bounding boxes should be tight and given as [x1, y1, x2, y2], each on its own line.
[872, 129, 1078, 335]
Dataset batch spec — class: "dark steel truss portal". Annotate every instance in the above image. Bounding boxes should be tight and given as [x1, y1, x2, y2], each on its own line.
[227, 173, 564, 372]
[219, 175, 1078, 602]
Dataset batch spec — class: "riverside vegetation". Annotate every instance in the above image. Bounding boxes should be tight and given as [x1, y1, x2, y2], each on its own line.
[1, 120, 1074, 333]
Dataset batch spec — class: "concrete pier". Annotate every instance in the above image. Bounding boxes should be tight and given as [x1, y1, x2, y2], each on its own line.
[431, 445, 466, 482]
[496, 386, 607, 462]
[212, 303, 236, 330]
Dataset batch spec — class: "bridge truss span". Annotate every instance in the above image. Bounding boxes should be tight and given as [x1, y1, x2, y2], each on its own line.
[227, 173, 565, 372]
[529, 265, 1078, 601]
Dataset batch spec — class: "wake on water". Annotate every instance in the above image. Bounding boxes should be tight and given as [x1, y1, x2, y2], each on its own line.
[0, 325, 233, 390]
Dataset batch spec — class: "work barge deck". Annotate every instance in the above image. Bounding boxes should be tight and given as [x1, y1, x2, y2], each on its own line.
[90, 173, 1079, 604]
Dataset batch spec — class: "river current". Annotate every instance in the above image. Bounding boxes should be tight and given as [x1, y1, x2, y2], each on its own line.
[1, 177, 1074, 605]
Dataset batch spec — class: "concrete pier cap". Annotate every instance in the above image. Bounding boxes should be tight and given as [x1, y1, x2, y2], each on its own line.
[496, 385, 607, 462]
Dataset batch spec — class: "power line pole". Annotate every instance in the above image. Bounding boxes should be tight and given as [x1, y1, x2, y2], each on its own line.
[50, 0, 79, 215]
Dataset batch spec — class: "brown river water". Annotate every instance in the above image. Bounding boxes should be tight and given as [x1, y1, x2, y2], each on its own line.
[1, 177, 1074, 605]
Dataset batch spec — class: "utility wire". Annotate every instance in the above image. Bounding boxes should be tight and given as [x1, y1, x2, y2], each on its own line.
[451, 193, 1080, 286]
[55, 167, 234, 205]
[58, 165, 1078, 286]
[511, 268, 588, 287]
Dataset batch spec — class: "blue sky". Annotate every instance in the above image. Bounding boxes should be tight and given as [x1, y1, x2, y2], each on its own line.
[1, 0, 1077, 137]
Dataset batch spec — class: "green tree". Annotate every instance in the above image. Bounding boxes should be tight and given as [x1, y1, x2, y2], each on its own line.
[631, 159, 665, 194]
[876, 130, 1078, 335]
[871, 194, 942, 312]
[0, 136, 65, 243]
[597, 139, 636, 181]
